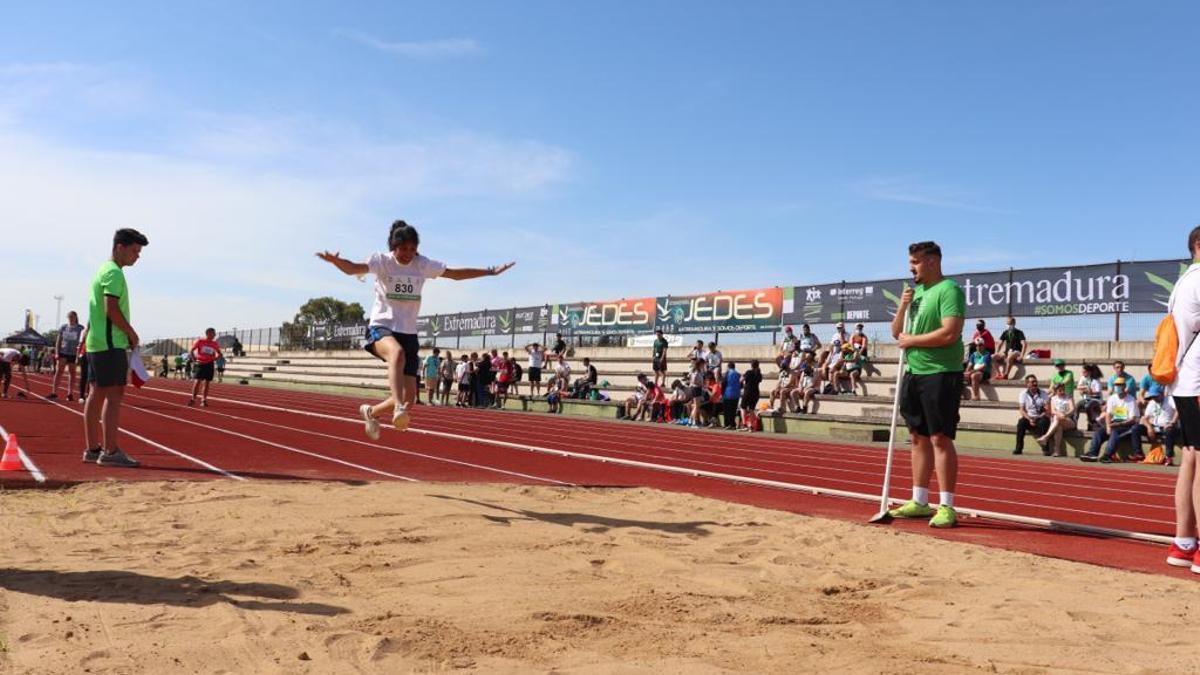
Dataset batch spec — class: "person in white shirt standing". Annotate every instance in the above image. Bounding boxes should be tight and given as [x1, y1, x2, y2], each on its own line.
[318, 220, 514, 438]
[1166, 225, 1200, 573]
[48, 310, 85, 401]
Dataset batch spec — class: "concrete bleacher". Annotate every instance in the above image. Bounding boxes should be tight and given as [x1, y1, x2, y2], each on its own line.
[215, 340, 1156, 456]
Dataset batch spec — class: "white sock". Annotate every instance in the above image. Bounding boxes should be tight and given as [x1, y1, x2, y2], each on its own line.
[940, 492, 955, 508]
[912, 487, 929, 505]
[1175, 537, 1197, 550]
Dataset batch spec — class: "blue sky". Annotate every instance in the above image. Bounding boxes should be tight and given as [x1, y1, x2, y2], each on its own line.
[2, 2, 1197, 338]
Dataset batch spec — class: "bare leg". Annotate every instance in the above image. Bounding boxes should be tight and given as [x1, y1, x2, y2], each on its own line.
[67, 362, 77, 397]
[83, 386, 109, 448]
[1177, 448, 1198, 539]
[367, 339, 404, 418]
[931, 434, 958, 493]
[910, 433, 935, 492]
[51, 358, 65, 395]
[101, 388, 125, 451]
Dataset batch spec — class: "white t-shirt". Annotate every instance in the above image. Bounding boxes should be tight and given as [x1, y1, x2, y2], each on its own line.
[555, 361, 571, 379]
[0, 348, 20, 363]
[798, 334, 820, 352]
[528, 348, 544, 370]
[1050, 394, 1073, 416]
[1145, 398, 1176, 429]
[1170, 263, 1200, 396]
[1019, 389, 1049, 417]
[456, 362, 470, 384]
[366, 252, 447, 334]
[706, 350, 722, 371]
[1105, 394, 1137, 424]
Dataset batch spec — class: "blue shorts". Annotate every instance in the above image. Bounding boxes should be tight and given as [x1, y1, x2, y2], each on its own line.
[364, 326, 420, 377]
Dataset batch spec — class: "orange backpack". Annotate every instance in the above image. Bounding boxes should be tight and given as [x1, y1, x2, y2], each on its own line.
[1151, 315, 1181, 385]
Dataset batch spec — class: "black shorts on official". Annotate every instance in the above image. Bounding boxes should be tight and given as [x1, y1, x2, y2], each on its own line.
[0, 361, 10, 380]
[195, 362, 215, 381]
[57, 353, 78, 365]
[741, 393, 760, 411]
[900, 371, 962, 439]
[89, 349, 129, 387]
[1173, 396, 1200, 449]
[458, 382, 470, 393]
[364, 326, 420, 376]
[652, 356, 667, 373]
[528, 367, 542, 383]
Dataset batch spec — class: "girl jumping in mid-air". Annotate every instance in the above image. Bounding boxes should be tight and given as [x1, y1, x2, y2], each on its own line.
[317, 220, 514, 438]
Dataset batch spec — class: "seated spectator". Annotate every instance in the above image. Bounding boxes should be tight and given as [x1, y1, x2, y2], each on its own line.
[739, 360, 763, 431]
[965, 337, 992, 401]
[969, 319, 996, 357]
[669, 379, 692, 423]
[1014, 375, 1050, 455]
[850, 323, 869, 358]
[1142, 385, 1179, 466]
[688, 340, 705, 364]
[829, 321, 850, 347]
[571, 357, 599, 398]
[797, 324, 821, 358]
[820, 338, 846, 388]
[790, 355, 820, 414]
[1078, 363, 1106, 429]
[553, 353, 571, 393]
[779, 326, 799, 364]
[622, 373, 653, 421]
[996, 316, 1027, 379]
[722, 362, 742, 430]
[545, 378, 563, 413]
[1049, 359, 1076, 398]
[551, 332, 567, 357]
[837, 344, 865, 395]
[1081, 377, 1142, 463]
[1107, 361, 1139, 399]
[705, 341, 723, 377]
[1036, 382, 1076, 457]
[700, 371, 723, 428]
[1136, 366, 1156, 411]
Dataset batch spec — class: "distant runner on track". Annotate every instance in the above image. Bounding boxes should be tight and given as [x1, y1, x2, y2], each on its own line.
[188, 327, 224, 407]
[0, 347, 30, 399]
[887, 241, 966, 528]
[317, 220, 514, 439]
[48, 310, 85, 401]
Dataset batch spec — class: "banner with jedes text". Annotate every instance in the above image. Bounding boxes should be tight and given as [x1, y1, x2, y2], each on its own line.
[655, 287, 783, 333]
[555, 298, 656, 336]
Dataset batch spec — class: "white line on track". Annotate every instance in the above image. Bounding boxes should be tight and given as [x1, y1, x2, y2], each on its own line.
[125, 388, 570, 485]
[21, 382, 245, 481]
[138, 383, 1174, 541]
[0, 422, 46, 483]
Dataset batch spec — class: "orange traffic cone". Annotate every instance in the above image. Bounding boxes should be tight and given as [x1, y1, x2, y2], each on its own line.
[0, 434, 22, 471]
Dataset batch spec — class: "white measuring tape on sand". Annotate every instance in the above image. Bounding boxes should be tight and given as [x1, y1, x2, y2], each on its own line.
[140, 384, 1173, 546]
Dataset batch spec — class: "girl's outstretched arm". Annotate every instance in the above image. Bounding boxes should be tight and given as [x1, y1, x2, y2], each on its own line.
[442, 261, 515, 281]
[316, 251, 369, 276]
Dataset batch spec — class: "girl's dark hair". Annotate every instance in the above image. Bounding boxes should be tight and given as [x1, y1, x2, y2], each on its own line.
[388, 220, 419, 250]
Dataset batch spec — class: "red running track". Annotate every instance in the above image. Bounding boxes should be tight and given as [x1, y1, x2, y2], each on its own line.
[0, 373, 1191, 578]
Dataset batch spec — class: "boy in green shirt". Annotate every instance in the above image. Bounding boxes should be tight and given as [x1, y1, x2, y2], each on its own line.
[888, 241, 966, 528]
[1049, 359, 1076, 397]
[82, 228, 148, 468]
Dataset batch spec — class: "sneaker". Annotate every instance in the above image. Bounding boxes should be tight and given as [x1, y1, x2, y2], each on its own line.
[887, 500, 936, 519]
[201, 400, 209, 408]
[97, 449, 140, 468]
[392, 405, 411, 431]
[46, 393, 58, 400]
[1079, 455, 1098, 462]
[81, 447, 102, 463]
[66, 395, 74, 402]
[15, 392, 25, 399]
[359, 404, 380, 440]
[1167, 543, 1196, 568]
[1053, 450, 1067, 457]
[1098, 455, 1112, 464]
[1012, 449, 1023, 455]
[930, 505, 958, 528]
[187, 398, 196, 407]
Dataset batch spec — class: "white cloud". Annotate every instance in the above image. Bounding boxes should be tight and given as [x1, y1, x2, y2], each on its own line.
[334, 30, 483, 59]
[857, 176, 1013, 215]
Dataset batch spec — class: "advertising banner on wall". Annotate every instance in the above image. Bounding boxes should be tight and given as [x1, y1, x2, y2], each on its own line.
[553, 298, 656, 336]
[512, 305, 551, 334]
[655, 287, 783, 333]
[442, 310, 507, 336]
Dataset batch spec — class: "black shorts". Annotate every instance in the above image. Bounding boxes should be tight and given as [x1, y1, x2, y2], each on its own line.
[57, 353, 78, 365]
[740, 393, 760, 411]
[528, 367, 542, 383]
[0, 361, 10, 380]
[441, 378, 453, 393]
[88, 349, 129, 388]
[364, 326, 420, 376]
[899, 371, 962, 439]
[195, 362, 215, 381]
[652, 356, 667, 373]
[689, 386, 704, 399]
[458, 382, 470, 393]
[1173, 396, 1200, 449]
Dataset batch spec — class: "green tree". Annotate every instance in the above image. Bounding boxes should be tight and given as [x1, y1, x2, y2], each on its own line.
[280, 297, 366, 348]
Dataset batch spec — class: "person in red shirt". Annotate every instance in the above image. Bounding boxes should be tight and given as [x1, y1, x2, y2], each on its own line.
[188, 328, 224, 407]
[970, 319, 996, 356]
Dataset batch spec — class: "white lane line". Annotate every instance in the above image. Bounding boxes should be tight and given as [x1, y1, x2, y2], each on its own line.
[128, 388, 570, 485]
[124, 399, 419, 482]
[0, 422, 47, 483]
[22, 384, 245, 481]
[137, 383, 1175, 544]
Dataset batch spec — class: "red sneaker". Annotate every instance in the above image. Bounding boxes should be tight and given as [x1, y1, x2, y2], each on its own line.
[1167, 543, 1197, 568]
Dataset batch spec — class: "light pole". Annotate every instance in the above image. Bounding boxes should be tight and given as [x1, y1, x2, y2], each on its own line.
[53, 294, 64, 330]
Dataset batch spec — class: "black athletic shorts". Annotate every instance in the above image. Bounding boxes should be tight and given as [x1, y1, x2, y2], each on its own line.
[0, 361, 10, 380]
[528, 366, 542, 383]
[1173, 396, 1200, 449]
[899, 371, 962, 439]
[195, 362, 215, 381]
[652, 356, 667, 373]
[740, 393, 760, 411]
[364, 326, 420, 376]
[88, 349, 129, 388]
[57, 353, 78, 365]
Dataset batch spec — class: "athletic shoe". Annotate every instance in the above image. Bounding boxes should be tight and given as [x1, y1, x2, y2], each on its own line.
[929, 505, 958, 528]
[1098, 455, 1112, 464]
[15, 392, 25, 399]
[46, 393, 58, 400]
[1079, 454, 1098, 462]
[0, 393, 6, 399]
[1011, 449, 1023, 455]
[887, 500, 936, 519]
[392, 405, 411, 431]
[82, 448, 101, 463]
[187, 399, 196, 407]
[97, 449, 140, 468]
[359, 404, 380, 440]
[1167, 543, 1196, 568]
[201, 400, 209, 408]
[66, 395, 73, 402]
